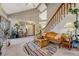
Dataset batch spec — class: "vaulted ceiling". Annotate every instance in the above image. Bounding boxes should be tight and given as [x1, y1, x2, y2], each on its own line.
[0, 3, 60, 29]
[1, 3, 39, 14]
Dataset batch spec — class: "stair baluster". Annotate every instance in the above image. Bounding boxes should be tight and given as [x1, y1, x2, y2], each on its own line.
[43, 3, 76, 31]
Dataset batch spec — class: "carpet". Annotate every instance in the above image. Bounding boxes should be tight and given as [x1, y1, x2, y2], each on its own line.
[23, 41, 57, 56]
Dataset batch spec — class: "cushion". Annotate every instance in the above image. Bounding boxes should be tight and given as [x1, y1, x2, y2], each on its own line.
[65, 38, 69, 41]
[55, 34, 61, 40]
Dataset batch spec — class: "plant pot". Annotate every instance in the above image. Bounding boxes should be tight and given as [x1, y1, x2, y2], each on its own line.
[72, 40, 79, 48]
[0, 48, 2, 55]
[0, 45, 3, 56]
[0, 51, 2, 55]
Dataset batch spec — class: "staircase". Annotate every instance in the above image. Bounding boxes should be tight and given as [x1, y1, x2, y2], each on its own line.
[43, 3, 76, 33]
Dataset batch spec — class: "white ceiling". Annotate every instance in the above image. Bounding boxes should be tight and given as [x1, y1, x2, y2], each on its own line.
[39, 10, 47, 20]
[37, 3, 47, 12]
[1, 3, 39, 14]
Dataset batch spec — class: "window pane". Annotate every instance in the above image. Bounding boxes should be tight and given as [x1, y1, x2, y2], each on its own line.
[38, 4, 47, 12]
[39, 10, 47, 20]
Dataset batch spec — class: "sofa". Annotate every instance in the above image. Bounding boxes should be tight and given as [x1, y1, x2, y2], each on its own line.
[44, 32, 66, 47]
[36, 31, 71, 48]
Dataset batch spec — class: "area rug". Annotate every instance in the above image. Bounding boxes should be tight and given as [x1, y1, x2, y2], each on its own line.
[23, 41, 57, 56]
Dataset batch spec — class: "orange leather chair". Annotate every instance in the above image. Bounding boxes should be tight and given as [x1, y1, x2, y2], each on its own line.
[45, 32, 64, 47]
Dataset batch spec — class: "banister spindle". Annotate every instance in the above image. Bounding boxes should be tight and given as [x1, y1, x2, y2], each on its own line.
[65, 4, 67, 15]
[59, 9, 61, 22]
[55, 16, 57, 26]
[52, 18, 55, 27]
[58, 10, 60, 23]
[74, 3, 76, 8]
[70, 3, 72, 8]
[68, 3, 71, 10]
[64, 4, 65, 17]
[56, 14, 57, 25]
[44, 3, 74, 30]
[67, 3, 68, 14]
[61, 5, 63, 19]
[62, 4, 64, 18]
[58, 10, 60, 24]
[57, 13, 58, 24]
[53, 17, 55, 27]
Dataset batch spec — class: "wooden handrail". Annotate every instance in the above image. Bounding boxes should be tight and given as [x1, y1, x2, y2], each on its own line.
[43, 3, 76, 31]
[43, 3, 64, 29]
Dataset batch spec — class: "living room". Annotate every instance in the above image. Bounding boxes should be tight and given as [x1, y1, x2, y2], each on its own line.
[0, 3, 79, 56]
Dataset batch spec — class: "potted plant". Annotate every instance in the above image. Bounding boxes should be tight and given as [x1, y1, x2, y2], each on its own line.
[14, 24, 20, 38]
[0, 42, 3, 55]
[4, 28, 10, 39]
[11, 30, 16, 38]
[69, 8, 79, 41]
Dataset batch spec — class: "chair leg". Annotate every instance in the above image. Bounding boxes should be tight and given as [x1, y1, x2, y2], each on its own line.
[68, 43, 71, 50]
[68, 46, 71, 50]
[59, 43, 61, 48]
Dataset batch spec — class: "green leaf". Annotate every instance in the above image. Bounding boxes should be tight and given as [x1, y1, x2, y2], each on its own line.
[69, 8, 79, 14]
[0, 45, 3, 48]
[69, 8, 72, 12]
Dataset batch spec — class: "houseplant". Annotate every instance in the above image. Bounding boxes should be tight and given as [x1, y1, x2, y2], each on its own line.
[10, 29, 16, 38]
[0, 42, 3, 55]
[14, 24, 20, 38]
[4, 28, 10, 39]
[69, 8, 79, 41]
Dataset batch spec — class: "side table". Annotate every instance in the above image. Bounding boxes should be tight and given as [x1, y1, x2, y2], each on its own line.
[37, 39, 49, 48]
[62, 41, 71, 50]
[61, 36, 72, 50]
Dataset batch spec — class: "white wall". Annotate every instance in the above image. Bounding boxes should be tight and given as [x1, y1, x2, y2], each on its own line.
[48, 4, 79, 34]
[49, 14, 76, 34]
[44, 4, 79, 34]
[47, 3, 61, 22]
[43, 3, 61, 32]
[0, 4, 7, 19]
[8, 9, 40, 35]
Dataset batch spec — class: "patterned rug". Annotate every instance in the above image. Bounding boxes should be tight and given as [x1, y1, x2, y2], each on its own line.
[23, 41, 57, 56]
